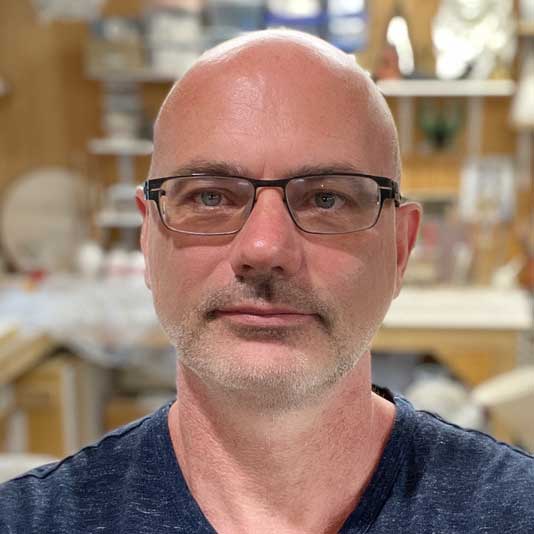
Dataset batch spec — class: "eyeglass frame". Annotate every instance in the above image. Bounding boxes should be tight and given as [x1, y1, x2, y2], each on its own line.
[143, 172, 402, 236]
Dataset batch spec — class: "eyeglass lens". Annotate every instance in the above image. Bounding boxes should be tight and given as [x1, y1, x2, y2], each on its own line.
[158, 175, 382, 235]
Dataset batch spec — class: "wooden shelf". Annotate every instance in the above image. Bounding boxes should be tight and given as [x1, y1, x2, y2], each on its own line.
[384, 287, 531, 331]
[88, 138, 153, 156]
[378, 79, 516, 97]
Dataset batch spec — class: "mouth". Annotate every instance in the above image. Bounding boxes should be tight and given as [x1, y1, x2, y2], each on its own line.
[211, 305, 319, 328]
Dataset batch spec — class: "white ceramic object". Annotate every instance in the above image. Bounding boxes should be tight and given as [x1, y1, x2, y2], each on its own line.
[472, 367, 534, 452]
[0, 167, 92, 272]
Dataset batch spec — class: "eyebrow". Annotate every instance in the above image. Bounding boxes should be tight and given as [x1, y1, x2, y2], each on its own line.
[164, 159, 371, 179]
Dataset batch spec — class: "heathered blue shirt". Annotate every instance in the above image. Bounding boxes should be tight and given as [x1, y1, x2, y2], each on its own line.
[1, 390, 533, 533]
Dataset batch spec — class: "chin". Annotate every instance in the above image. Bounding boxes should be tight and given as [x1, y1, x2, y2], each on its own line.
[178, 337, 361, 412]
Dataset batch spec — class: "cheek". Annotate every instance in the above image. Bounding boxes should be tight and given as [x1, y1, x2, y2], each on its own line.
[308, 231, 397, 322]
[148, 233, 228, 313]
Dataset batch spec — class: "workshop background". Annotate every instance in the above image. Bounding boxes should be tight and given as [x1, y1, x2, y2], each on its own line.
[0, 0, 533, 479]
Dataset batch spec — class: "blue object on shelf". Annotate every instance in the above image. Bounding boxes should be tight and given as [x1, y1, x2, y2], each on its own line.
[327, 0, 368, 52]
[265, 0, 324, 36]
[265, 0, 368, 52]
[206, 0, 265, 32]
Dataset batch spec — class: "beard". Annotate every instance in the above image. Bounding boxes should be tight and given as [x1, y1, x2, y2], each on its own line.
[156, 274, 380, 412]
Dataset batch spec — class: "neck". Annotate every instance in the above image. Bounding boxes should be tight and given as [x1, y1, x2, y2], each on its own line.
[168, 352, 395, 534]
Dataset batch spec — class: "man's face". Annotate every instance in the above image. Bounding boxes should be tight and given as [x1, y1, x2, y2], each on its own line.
[139, 48, 417, 410]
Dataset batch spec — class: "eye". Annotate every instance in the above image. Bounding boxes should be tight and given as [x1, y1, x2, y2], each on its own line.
[199, 190, 223, 206]
[314, 191, 342, 209]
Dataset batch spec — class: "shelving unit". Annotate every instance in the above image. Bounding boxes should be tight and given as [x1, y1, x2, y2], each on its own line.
[377, 79, 515, 98]
[88, 137, 146, 232]
[86, 59, 176, 241]
[87, 67, 165, 237]
[88, 138, 151, 233]
[379, 79, 516, 156]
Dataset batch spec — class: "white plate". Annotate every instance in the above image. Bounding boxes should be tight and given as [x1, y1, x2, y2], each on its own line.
[1, 167, 92, 272]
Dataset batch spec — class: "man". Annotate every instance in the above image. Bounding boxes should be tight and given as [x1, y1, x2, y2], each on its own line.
[1, 29, 533, 534]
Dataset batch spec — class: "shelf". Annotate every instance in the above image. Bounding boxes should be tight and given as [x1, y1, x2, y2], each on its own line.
[96, 211, 142, 228]
[377, 79, 516, 97]
[87, 67, 179, 83]
[88, 138, 153, 156]
[384, 287, 532, 331]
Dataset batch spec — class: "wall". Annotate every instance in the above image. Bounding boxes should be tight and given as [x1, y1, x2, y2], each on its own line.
[0, 1, 100, 194]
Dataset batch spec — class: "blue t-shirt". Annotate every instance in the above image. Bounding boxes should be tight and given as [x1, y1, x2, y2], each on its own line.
[1, 390, 533, 533]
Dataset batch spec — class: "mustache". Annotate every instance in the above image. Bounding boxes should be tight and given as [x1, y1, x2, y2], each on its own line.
[198, 275, 334, 330]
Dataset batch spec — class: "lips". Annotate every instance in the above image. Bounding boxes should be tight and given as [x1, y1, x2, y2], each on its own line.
[217, 305, 309, 316]
[213, 304, 318, 327]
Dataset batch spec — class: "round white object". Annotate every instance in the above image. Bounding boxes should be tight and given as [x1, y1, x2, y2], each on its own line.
[1, 167, 92, 272]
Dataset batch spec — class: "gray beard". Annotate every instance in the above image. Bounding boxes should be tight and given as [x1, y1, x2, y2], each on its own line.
[157, 276, 376, 412]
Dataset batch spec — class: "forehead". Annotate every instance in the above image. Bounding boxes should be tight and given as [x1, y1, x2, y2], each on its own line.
[151, 47, 395, 180]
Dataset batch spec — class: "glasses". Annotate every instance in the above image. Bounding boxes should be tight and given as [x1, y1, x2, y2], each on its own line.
[143, 172, 401, 236]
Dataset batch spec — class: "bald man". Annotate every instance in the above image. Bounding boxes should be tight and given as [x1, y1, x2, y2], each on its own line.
[1, 30, 533, 534]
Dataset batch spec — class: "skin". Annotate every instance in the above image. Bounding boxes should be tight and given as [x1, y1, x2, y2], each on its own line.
[136, 30, 421, 534]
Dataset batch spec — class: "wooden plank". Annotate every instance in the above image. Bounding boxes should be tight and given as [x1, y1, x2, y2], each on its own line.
[0, 333, 57, 387]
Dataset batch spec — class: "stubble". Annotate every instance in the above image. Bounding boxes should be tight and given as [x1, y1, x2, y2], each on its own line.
[157, 275, 377, 412]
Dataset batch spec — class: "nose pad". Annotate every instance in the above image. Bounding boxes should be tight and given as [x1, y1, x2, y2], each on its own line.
[246, 187, 294, 232]
[229, 188, 303, 278]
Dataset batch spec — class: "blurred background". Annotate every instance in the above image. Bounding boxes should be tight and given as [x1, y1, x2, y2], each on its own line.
[0, 0, 533, 477]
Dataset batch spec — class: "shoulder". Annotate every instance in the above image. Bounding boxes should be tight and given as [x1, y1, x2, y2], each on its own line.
[0, 402, 172, 532]
[407, 399, 534, 474]
[395, 396, 534, 522]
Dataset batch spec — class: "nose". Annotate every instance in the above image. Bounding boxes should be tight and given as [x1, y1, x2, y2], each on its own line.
[228, 187, 304, 279]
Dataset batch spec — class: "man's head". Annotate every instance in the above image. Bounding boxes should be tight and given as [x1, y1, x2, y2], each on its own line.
[136, 29, 421, 411]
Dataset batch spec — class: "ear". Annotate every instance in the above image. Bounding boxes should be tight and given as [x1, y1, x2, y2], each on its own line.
[393, 201, 422, 298]
[135, 186, 152, 290]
